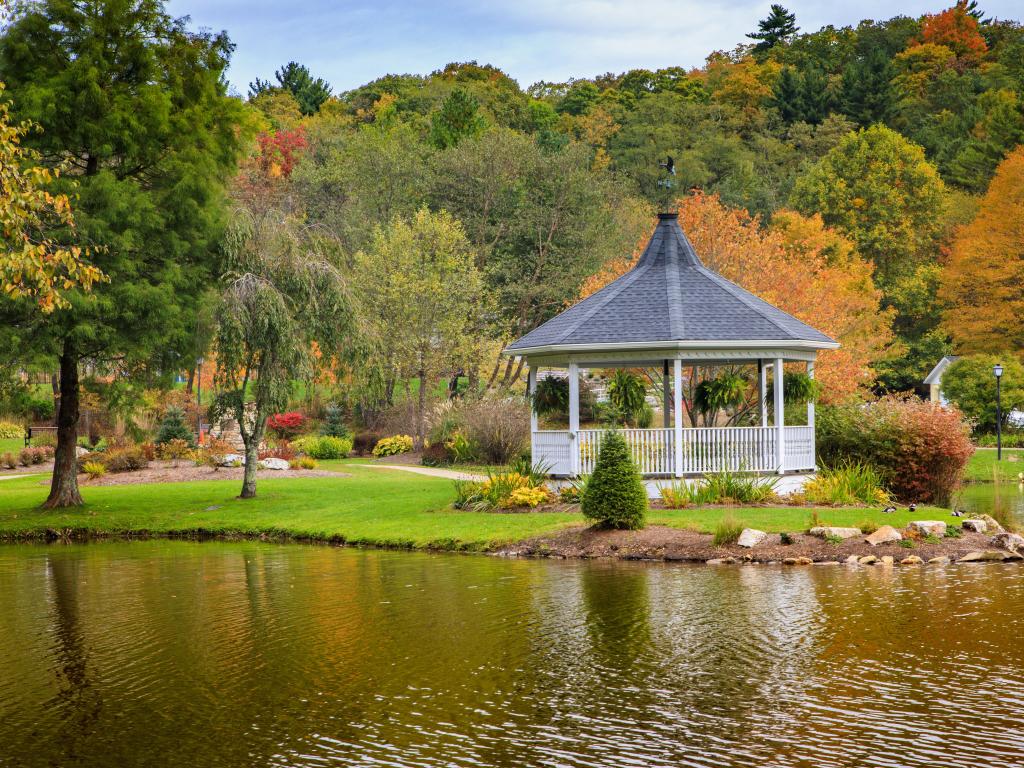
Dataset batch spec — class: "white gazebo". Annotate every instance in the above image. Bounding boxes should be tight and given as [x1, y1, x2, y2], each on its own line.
[504, 212, 839, 494]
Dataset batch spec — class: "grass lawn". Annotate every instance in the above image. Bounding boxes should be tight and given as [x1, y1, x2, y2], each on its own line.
[965, 448, 1024, 483]
[0, 437, 24, 455]
[0, 463, 950, 548]
[0, 466, 580, 549]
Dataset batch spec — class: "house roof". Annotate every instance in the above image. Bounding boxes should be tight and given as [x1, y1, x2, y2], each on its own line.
[506, 212, 838, 356]
[923, 356, 959, 385]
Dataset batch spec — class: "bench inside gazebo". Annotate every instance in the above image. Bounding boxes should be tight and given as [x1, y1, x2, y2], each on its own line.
[504, 212, 839, 495]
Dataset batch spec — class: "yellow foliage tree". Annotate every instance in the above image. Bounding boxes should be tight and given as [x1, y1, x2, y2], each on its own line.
[0, 88, 103, 311]
[940, 147, 1024, 354]
[579, 194, 894, 402]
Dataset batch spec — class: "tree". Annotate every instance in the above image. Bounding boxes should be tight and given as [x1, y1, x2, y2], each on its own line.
[942, 355, 1024, 433]
[0, 88, 104, 312]
[790, 125, 947, 289]
[580, 431, 647, 530]
[0, 0, 246, 507]
[355, 209, 483, 446]
[213, 207, 353, 498]
[250, 61, 332, 116]
[747, 4, 799, 54]
[840, 48, 896, 126]
[558, 81, 600, 116]
[429, 88, 487, 149]
[920, 2, 989, 67]
[940, 147, 1024, 355]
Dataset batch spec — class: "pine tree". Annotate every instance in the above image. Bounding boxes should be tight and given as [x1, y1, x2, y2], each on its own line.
[581, 432, 647, 530]
[430, 89, 488, 149]
[747, 5, 799, 54]
[0, 0, 245, 506]
[841, 49, 896, 127]
[770, 66, 803, 123]
[249, 62, 332, 116]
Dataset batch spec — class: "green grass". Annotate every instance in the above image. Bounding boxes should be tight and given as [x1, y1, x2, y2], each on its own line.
[0, 438, 23, 455]
[0, 466, 579, 549]
[0, 465, 950, 548]
[964, 448, 1024, 483]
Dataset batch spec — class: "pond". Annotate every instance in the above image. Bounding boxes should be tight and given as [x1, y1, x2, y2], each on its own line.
[2, 540, 1024, 767]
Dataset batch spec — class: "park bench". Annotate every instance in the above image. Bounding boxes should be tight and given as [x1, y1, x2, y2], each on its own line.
[25, 426, 58, 447]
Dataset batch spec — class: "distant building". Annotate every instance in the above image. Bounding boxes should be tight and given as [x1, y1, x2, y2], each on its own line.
[923, 356, 958, 405]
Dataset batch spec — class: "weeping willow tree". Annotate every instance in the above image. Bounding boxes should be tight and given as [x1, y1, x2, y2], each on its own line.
[213, 207, 354, 498]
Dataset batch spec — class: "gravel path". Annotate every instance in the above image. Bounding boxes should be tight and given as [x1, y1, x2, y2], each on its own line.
[361, 464, 485, 481]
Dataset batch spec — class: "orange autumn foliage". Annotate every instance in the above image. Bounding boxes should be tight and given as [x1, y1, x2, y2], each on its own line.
[579, 193, 894, 402]
[919, 2, 988, 67]
[940, 147, 1024, 355]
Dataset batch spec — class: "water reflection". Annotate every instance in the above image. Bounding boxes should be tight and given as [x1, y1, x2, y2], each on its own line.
[1, 543, 1023, 768]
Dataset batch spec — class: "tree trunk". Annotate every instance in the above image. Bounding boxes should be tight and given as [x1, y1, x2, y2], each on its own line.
[240, 442, 259, 499]
[417, 369, 427, 449]
[185, 366, 195, 395]
[44, 341, 83, 508]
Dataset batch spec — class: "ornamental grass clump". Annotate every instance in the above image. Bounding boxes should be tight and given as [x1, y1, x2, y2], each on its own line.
[581, 431, 647, 530]
[803, 461, 890, 506]
[712, 514, 745, 546]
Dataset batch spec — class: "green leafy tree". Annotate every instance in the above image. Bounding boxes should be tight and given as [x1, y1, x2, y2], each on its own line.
[747, 4, 799, 54]
[942, 355, 1024, 433]
[558, 81, 600, 115]
[0, 0, 246, 507]
[429, 88, 487, 149]
[213, 207, 354, 498]
[581, 431, 647, 530]
[790, 125, 947, 288]
[355, 209, 483, 446]
[250, 61, 332, 116]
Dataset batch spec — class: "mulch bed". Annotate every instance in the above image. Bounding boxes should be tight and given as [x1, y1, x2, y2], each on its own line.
[497, 525, 997, 564]
[14, 459, 351, 486]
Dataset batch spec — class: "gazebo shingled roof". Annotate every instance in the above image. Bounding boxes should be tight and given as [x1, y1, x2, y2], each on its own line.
[506, 213, 837, 355]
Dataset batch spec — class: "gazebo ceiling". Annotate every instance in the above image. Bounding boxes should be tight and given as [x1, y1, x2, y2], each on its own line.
[506, 212, 838, 357]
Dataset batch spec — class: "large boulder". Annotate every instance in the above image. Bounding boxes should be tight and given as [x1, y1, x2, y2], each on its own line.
[736, 528, 768, 548]
[260, 457, 290, 471]
[969, 514, 1004, 534]
[961, 519, 987, 533]
[809, 526, 861, 540]
[959, 550, 1014, 563]
[865, 525, 901, 546]
[908, 521, 946, 538]
[991, 532, 1024, 553]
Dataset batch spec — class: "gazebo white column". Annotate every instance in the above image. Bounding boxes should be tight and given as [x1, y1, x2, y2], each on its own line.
[673, 358, 683, 478]
[807, 361, 815, 431]
[759, 360, 768, 427]
[527, 364, 538, 462]
[662, 360, 671, 429]
[774, 357, 785, 474]
[568, 361, 580, 475]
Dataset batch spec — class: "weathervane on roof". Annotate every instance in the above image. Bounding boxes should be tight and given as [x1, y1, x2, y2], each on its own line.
[657, 156, 675, 189]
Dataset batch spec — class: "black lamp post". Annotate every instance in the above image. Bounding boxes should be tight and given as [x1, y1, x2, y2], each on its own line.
[994, 363, 1003, 461]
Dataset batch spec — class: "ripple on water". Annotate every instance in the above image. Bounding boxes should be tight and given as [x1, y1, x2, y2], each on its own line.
[0, 543, 1022, 768]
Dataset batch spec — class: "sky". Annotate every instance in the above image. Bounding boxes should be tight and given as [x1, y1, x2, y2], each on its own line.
[165, 0, 1022, 96]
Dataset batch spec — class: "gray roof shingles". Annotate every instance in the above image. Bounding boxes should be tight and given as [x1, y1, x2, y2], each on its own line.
[506, 213, 837, 353]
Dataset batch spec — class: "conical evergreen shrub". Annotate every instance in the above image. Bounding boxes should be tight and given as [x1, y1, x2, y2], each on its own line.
[155, 407, 195, 446]
[581, 431, 647, 529]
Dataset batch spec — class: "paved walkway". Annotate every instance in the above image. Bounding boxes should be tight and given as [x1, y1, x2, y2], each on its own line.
[359, 464, 485, 481]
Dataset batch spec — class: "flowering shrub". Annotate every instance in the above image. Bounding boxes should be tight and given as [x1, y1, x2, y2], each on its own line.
[19, 447, 49, 466]
[817, 396, 973, 504]
[301, 436, 352, 460]
[259, 440, 297, 461]
[372, 434, 414, 457]
[0, 421, 23, 439]
[267, 411, 306, 440]
[500, 485, 551, 509]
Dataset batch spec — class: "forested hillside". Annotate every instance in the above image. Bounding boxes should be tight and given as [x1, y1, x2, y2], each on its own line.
[241, 2, 1022, 405]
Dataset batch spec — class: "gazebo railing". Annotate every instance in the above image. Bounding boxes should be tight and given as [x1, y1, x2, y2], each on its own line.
[535, 426, 815, 476]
